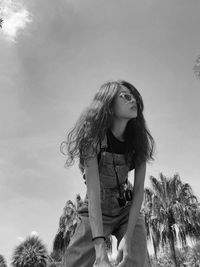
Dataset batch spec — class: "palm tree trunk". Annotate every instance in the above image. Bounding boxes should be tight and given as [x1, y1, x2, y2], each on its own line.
[168, 228, 178, 267]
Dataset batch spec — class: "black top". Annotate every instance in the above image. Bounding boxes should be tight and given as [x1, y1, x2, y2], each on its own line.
[98, 128, 135, 170]
[106, 128, 126, 154]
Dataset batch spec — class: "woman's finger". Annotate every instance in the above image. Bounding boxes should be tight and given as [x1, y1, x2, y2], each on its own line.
[114, 250, 123, 266]
[93, 259, 113, 267]
[116, 257, 132, 267]
[116, 261, 124, 267]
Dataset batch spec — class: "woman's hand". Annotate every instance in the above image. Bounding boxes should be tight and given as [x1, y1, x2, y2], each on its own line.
[93, 239, 113, 267]
[93, 250, 113, 267]
[93, 256, 113, 267]
[114, 236, 132, 267]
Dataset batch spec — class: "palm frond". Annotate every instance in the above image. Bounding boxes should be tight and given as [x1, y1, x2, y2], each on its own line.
[0, 254, 7, 267]
[144, 172, 200, 263]
[11, 236, 48, 267]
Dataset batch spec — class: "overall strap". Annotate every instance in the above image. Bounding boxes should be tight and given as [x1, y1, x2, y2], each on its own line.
[97, 134, 107, 165]
[106, 132, 125, 197]
[83, 134, 107, 183]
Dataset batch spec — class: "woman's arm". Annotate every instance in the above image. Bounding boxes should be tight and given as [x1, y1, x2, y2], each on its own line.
[114, 162, 147, 266]
[84, 154, 108, 261]
[124, 161, 146, 240]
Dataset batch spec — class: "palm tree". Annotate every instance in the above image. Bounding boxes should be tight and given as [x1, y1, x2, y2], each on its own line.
[143, 172, 200, 266]
[0, 254, 7, 267]
[11, 235, 48, 267]
[187, 240, 200, 266]
[52, 194, 113, 260]
[47, 251, 61, 267]
[52, 194, 83, 260]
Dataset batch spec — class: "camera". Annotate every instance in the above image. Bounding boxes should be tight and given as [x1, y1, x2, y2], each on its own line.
[117, 196, 127, 207]
[117, 189, 133, 207]
[124, 189, 133, 201]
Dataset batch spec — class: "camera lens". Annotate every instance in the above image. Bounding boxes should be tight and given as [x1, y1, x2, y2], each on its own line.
[117, 196, 126, 207]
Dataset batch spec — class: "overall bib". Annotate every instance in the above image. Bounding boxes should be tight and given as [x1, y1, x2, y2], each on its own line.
[61, 135, 150, 267]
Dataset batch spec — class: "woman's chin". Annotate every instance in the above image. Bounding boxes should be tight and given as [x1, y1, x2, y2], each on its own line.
[131, 112, 137, 119]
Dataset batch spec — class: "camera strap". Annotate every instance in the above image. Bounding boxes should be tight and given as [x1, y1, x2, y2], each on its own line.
[111, 153, 124, 199]
[106, 133, 124, 199]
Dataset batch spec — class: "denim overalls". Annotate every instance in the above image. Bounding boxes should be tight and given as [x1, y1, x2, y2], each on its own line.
[61, 134, 150, 267]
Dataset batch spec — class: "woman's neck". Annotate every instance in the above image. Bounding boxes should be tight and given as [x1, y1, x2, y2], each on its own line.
[110, 117, 129, 142]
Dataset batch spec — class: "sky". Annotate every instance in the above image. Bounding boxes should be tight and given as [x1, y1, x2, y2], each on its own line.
[0, 0, 200, 265]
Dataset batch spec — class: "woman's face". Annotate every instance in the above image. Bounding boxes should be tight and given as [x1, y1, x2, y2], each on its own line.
[111, 85, 138, 120]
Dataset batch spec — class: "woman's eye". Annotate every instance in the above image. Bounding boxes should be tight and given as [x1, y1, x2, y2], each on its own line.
[126, 95, 131, 100]
[124, 94, 132, 101]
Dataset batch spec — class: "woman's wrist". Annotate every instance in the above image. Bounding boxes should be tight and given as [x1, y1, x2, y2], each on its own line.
[92, 235, 106, 242]
[92, 236, 106, 249]
[123, 233, 132, 247]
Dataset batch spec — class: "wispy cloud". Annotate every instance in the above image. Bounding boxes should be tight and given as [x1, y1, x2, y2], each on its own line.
[0, 0, 32, 42]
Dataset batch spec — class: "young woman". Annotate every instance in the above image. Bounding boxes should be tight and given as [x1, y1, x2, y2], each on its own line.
[61, 80, 155, 267]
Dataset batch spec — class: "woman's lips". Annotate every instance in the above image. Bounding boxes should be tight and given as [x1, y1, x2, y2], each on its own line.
[131, 105, 137, 110]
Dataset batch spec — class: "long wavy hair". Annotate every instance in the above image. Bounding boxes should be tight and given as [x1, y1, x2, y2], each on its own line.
[61, 80, 155, 173]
